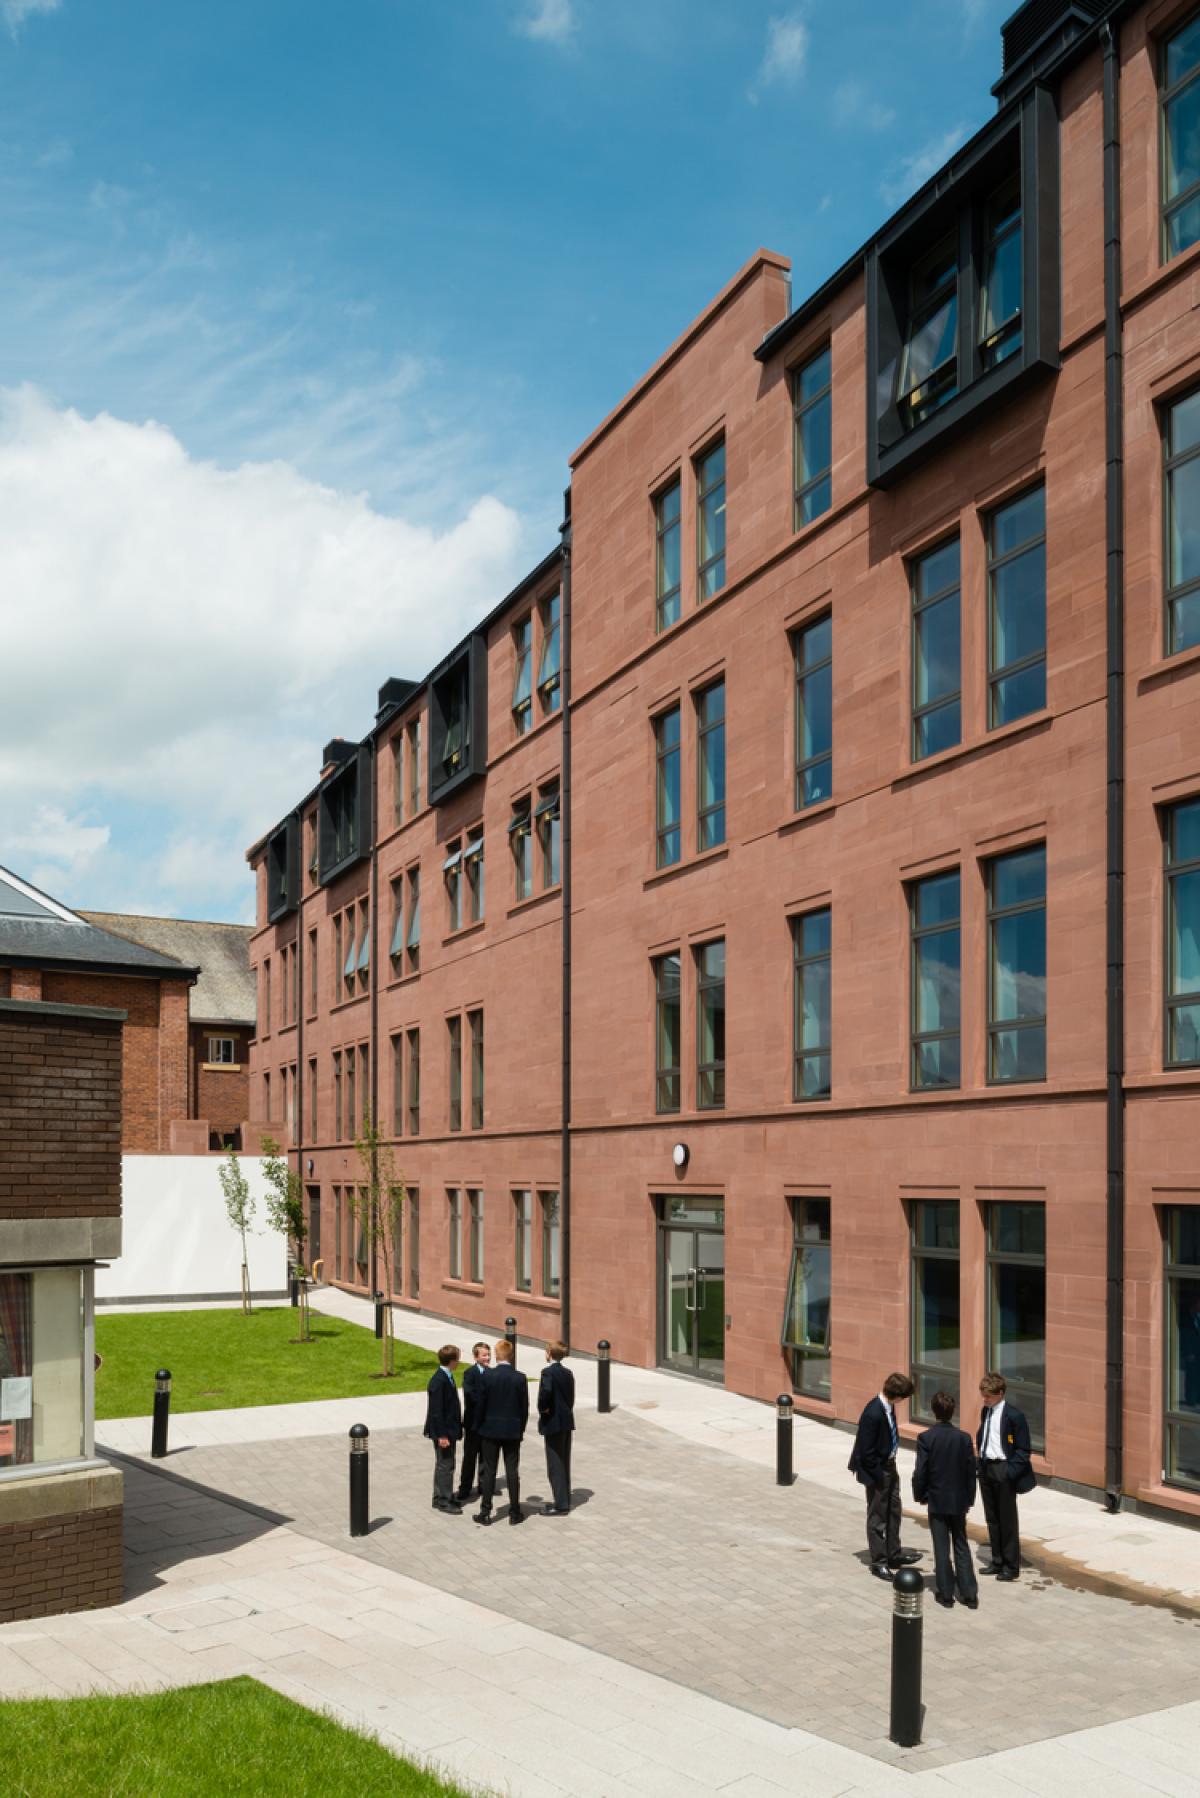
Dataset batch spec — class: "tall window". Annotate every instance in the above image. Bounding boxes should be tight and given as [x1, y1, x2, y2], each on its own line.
[987, 844, 1047, 1083]
[654, 951, 681, 1114]
[783, 1198, 831, 1399]
[407, 1027, 420, 1135]
[910, 871, 961, 1090]
[389, 877, 404, 971]
[537, 784, 561, 887]
[655, 706, 681, 868]
[409, 1190, 420, 1299]
[986, 1203, 1046, 1453]
[334, 1186, 343, 1281]
[512, 616, 533, 734]
[391, 1034, 403, 1135]
[899, 236, 958, 428]
[511, 797, 533, 900]
[988, 485, 1046, 727]
[408, 717, 421, 815]
[331, 918, 340, 1005]
[696, 440, 726, 601]
[514, 1190, 533, 1292]
[308, 929, 317, 1015]
[794, 614, 832, 809]
[345, 1046, 356, 1141]
[465, 826, 484, 923]
[792, 910, 831, 1101]
[308, 1057, 318, 1139]
[696, 939, 726, 1111]
[1167, 798, 1200, 1066]
[468, 1190, 484, 1283]
[263, 957, 272, 1034]
[697, 679, 726, 850]
[911, 537, 961, 760]
[445, 840, 463, 932]
[355, 899, 369, 988]
[1165, 388, 1200, 655]
[341, 909, 356, 999]
[469, 1009, 484, 1129]
[1162, 14, 1200, 260]
[392, 735, 404, 826]
[448, 1189, 463, 1281]
[448, 1015, 462, 1132]
[1165, 1207, 1200, 1491]
[538, 592, 562, 714]
[655, 479, 682, 632]
[980, 176, 1022, 368]
[333, 1051, 343, 1142]
[540, 1191, 561, 1298]
[911, 1200, 960, 1423]
[793, 347, 832, 528]
[406, 866, 420, 973]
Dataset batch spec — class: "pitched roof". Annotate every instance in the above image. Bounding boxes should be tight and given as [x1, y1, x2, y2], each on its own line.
[0, 866, 196, 981]
[78, 911, 256, 1027]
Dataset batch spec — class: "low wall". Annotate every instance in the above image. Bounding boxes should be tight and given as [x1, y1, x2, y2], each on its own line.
[0, 1465, 123, 1623]
[96, 1155, 288, 1305]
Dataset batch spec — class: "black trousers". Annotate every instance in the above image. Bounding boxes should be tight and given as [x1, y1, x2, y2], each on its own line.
[456, 1429, 483, 1499]
[979, 1460, 1021, 1573]
[479, 1437, 521, 1515]
[431, 1440, 456, 1505]
[865, 1462, 902, 1566]
[928, 1511, 978, 1603]
[543, 1431, 572, 1511]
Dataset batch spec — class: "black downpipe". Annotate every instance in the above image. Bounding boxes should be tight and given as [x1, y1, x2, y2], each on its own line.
[295, 809, 304, 1187]
[560, 489, 573, 1347]
[1101, 16, 1126, 1513]
[369, 744, 380, 1301]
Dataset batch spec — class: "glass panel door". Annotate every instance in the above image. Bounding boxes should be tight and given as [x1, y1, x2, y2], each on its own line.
[694, 1230, 725, 1379]
[658, 1200, 725, 1382]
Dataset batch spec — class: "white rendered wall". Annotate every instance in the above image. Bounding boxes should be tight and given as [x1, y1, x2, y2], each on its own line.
[95, 1156, 288, 1305]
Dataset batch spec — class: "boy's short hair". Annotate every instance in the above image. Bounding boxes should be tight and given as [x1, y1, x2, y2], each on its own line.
[438, 1344, 460, 1367]
[494, 1338, 514, 1361]
[472, 1341, 490, 1358]
[882, 1372, 914, 1401]
[979, 1372, 1007, 1397]
[931, 1390, 956, 1422]
[547, 1340, 569, 1361]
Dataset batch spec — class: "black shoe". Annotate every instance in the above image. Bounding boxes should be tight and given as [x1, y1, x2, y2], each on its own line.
[934, 1595, 954, 1608]
[979, 1563, 1003, 1575]
[962, 1597, 979, 1609]
[473, 1511, 492, 1526]
[890, 1550, 922, 1566]
[433, 1499, 462, 1513]
[996, 1569, 1019, 1582]
[509, 1507, 526, 1526]
[452, 1493, 469, 1506]
[543, 1505, 569, 1516]
[869, 1563, 894, 1581]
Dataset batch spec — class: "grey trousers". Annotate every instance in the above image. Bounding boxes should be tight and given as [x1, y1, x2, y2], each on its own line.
[865, 1464, 901, 1566]
[929, 1512, 977, 1602]
[544, 1431, 572, 1511]
[432, 1441, 456, 1504]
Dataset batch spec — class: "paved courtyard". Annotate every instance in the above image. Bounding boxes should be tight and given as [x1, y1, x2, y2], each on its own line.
[111, 1406, 1200, 1775]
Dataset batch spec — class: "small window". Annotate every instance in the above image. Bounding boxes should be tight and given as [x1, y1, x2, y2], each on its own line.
[1162, 14, 1200, 261]
[333, 1051, 343, 1143]
[342, 912, 356, 997]
[468, 1190, 484, 1284]
[408, 717, 422, 815]
[792, 910, 831, 1102]
[391, 1033, 403, 1135]
[406, 866, 421, 971]
[1165, 387, 1200, 655]
[793, 615, 832, 809]
[469, 1008, 484, 1130]
[987, 485, 1046, 728]
[987, 844, 1047, 1083]
[464, 827, 484, 923]
[980, 176, 1022, 369]
[696, 939, 726, 1111]
[654, 951, 681, 1114]
[512, 616, 533, 735]
[1166, 798, 1200, 1067]
[911, 537, 961, 761]
[389, 878, 404, 964]
[538, 592, 561, 714]
[356, 901, 370, 980]
[910, 1200, 961, 1422]
[448, 1189, 464, 1282]
[514, 1191, 533, 1292]
[308, 928, 318, 1015]
[655, 479, 682, 632]
[346, 1047, 357, 1142]
[510, 797, 533, 901]
[262, 957, 271, 1035]
[899, 236, 958, 429]
[655, 706, 681, 869]
[696, 680, 726, 851]
[308, 1058, 318, 1140]
[448, 1014, 462, 1133]
[207, 1037, 236, 1064]
[696, 440, 726, 601]
[540, 1190, 561, 1299]
[407, 1027, 420, 1135]
[793, 347, 832, 528]
[444, 841, 463, 933]
[536, 784, 561, 888]
[910, 871, 961, 1090]
[1164, 1207, 1200, 1490]
[783, 1198, 831, 1399]
[392, 735, 404, 827]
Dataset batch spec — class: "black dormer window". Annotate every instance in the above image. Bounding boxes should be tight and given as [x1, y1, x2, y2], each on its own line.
[266, 816, 299, 922]
[428, 634, 487, 806]
[899, 237, 959, 429]
[318, 745, 372, 885]
[980, 175, 1023, 369]
[441, 666, 470, 779]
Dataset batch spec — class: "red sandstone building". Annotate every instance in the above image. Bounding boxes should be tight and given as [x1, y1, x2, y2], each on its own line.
[249, 0, 1200, 1521]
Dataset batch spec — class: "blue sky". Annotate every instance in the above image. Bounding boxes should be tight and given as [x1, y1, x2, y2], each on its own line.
[0, 0, 1011, 921]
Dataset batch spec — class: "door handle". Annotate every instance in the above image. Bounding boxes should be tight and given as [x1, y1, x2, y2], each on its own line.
[686, 1267, 697, 1313]
[696, 1269, 707, 1314]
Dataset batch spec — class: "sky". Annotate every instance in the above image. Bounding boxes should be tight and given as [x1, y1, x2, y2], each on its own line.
[0, 0, 1011, 923]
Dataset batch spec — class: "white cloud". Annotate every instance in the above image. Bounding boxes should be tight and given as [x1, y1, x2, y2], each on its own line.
[0, 386, 527, 917]
[2, 0, 60, 32]
[516, 0, 573, 45]
[833, 81, 895, 133]
[757, 11, 808, 86]
[881, 124, 968, 209]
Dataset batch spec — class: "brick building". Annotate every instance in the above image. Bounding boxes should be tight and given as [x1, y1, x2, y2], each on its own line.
[0, 996, 125, 1621]
[249, 0, 1200, 1520]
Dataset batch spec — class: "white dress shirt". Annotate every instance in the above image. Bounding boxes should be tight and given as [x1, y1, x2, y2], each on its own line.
[982, 1400, 1007, 1460]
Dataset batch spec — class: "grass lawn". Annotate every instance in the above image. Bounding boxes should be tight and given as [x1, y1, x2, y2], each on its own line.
[95, 1305, 440, 1418]
[2, 1676, 483, 1797]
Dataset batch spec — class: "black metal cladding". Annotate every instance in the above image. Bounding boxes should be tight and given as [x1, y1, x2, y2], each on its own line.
[996, 0, 1106, 104]
[318, 742, 373, 886]
[866, 83, 1060, 488]
[376, 676, 420, 724]
[428, 634, 488, 807]
[266, 816, 300, 922]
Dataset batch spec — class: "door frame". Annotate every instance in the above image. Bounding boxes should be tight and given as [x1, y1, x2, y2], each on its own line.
[654, 1194, 726, 1383]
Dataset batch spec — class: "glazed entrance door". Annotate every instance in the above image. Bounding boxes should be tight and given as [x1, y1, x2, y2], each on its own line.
[658, 1199, 725, 1381]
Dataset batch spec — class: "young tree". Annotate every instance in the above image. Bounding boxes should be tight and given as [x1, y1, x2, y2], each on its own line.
[218, 1147, 255, 1315]
[352, 1110, 407, 1376]
[260, 1134, 310, 1343]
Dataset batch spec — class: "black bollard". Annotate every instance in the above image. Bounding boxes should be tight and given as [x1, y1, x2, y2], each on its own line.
[505, 1317, 517, 1366]
[597, 1340, 612, 1413]
[374, 1291, 385, 1340]
[151, 1368, 171, 1459]
[289, 1262, 299, 1307]
[349, 1423, 369, 1537]
[889, 1567, 924, 1747]
[776, 1393, 794, 1485]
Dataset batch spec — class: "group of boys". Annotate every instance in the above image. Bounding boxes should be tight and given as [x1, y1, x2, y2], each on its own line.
[423, 1336, 575, 1525]
[850, 1371, 1035, 1609]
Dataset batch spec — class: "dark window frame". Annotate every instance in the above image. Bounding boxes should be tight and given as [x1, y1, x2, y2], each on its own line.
[448, 1014, 462, 1133]
[540, 1189, 561, 1299]
[406, 1026, 420, 1136]
[985, 1201, 1046, 1454]
[1161, 11, 1200, 263]
[910, 536, 962, 763]
[987, 483, 1047, 730]
[695, 438, 726, 602]
[513, 1189, 533, 1293]
[468, 1008, 484, 1130]
[910, 870, 961, 1092]
[792, 347, 832, 529]
[696, 678, 726, 851]
[1164, 1206, 1200, 1491]
[1165, 798, 1200, 1068]
[467, 1189, 484, 1285]
[653, 950, 681, 1115]
[986, 844, 1047, 1085]
[654, 705, 682, 869]
[510, 796, 533, 902]
[448, 1188, 463, 1282]
[696, 937, 726, 1112]
[782, 1196, 832, 1399]
[512, 614, 533, 736]
[910, 1199, 961, 1425]
[538, 591, 562, 715]
[1163, 386, 1200, 656]
[655, 478, 682, 633]
[793, 613, 832, 810]
[792, 909, 831, 1103]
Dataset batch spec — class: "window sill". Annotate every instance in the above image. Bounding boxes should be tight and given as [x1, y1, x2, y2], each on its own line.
[891, 709, 1052, 789]
[507, 885, 561, 919]
[442, 1278, 485, 1296]
[778, 798, 837, 837]
[1121, 232, 1200, 317]
[1137, 639, 1200, 692]
[201, 1063, 241, 1074]
[385, 966, 421, 989]
[276, 1022, 297, 1037]
[442, 920, 486, 948]
[330, 994, 369, 1016]
[644, 845, 729, 891]
[1123, 1069, 1200, 1090]
[788, 1392, 835, 1419]
[505, 1290, 562, 1312]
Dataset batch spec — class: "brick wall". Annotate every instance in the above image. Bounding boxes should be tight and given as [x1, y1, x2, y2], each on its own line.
[190, 1024, 251, 1137]
[39, 971, 191, 1153]
[0, 1005, 122, 1219]
[0, 1505, 123, 1623]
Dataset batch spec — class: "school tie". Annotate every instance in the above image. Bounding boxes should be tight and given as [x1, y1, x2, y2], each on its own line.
[889, 1406, 898, 1458]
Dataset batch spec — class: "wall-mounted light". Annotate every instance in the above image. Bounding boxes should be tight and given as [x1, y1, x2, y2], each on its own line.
[672, 1143, 689, 1171]
[306, 1158, 314, 1176]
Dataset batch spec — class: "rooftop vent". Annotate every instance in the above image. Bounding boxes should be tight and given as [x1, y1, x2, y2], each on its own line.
[994, 0, 1104, 104]
[376, 676, 419, 723]
[320, 737, 357, 777]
